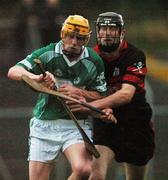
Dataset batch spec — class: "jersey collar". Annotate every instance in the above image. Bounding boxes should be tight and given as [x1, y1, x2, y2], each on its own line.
[55, 41, 89, 67]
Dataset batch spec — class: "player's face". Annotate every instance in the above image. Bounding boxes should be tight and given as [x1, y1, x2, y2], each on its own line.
[98, 26, 120, 46]
[62, 32, 88, 56]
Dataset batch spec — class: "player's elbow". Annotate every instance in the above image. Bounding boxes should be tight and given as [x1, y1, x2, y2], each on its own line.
[8, 66, 21, 80]
[8, 67, 15, 79]
[119, 84, 136, 104]
[8, 67, 13, 79]
[121, 91, 134, 104]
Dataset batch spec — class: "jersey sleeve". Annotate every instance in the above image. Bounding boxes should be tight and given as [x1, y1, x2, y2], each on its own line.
[16, 43, 55, 74]
[122, 50, 147, 90]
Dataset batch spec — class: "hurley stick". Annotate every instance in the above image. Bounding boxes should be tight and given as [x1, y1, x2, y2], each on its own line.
[33, 58, 100, 158]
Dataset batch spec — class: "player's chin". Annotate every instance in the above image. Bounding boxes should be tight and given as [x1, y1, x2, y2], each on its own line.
[69, 47, 80, 53]
[103, 41, 113, 46]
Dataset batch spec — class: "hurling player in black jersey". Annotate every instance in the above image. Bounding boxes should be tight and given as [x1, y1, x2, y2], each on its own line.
[68, 12, 155, 180]
[84, 12, 155, 180]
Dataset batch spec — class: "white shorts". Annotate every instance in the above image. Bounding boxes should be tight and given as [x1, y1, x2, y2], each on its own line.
[28, 117, 92, 162]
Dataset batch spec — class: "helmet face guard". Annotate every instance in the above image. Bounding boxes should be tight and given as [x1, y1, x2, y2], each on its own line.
[96, 12, 124, 52]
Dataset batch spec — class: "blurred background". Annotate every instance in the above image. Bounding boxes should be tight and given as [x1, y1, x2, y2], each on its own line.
[0, 0, 167, 179]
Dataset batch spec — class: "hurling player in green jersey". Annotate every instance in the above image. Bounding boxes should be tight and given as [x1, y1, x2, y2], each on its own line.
[8, 15, 116, 180]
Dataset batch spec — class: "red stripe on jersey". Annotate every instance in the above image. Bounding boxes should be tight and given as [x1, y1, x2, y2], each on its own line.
[123, 74, 144, 89]
[127, 66, 147, 76]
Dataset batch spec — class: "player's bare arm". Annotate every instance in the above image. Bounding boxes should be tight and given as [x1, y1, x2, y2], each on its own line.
[58, 83, 103, 101]
[65, 95, 117, 123]
[90, 83, 136, 109]
[8, 66, 56, 89]
[68, 83, 135, 112]
[8, 66, 42, 81]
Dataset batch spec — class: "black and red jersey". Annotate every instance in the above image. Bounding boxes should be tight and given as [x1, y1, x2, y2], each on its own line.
[93, 41, 155, 164]
[94, 41, 148, 106]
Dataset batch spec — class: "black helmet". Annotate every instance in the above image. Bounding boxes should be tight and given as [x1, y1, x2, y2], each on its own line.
[95, 12, 124, 52]
[96, 12, 124, 28]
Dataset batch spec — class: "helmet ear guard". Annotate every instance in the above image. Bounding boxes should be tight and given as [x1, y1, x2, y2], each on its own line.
[61, 15, 92, 45]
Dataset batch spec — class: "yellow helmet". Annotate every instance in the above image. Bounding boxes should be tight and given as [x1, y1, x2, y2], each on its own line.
[61, 15, 91, 39]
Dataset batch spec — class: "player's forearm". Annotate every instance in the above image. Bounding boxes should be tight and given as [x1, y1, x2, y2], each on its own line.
[79, 89, 103, 102]
[91, 89, 133, 109]
[92, 84, 136, 109]
[8, 66, 35, 81]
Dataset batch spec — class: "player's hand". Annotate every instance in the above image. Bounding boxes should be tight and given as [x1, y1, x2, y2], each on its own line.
[58, 84, 82, 97]
[43, 71, 56, 89]
[30, 74, 44, 82]
[100, 108, 117, 124]
[90, 108, 117, 123]
[66, 95, 89, 112]
[30, 71, 56, 89]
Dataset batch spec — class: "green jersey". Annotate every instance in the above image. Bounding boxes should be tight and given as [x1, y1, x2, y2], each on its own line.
[17, 41, 107, 120]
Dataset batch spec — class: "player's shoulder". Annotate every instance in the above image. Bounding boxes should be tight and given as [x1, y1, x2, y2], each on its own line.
[124, 42, 146, 63]
[85, 46, 103, 64]
[127, 43, 145, 58]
